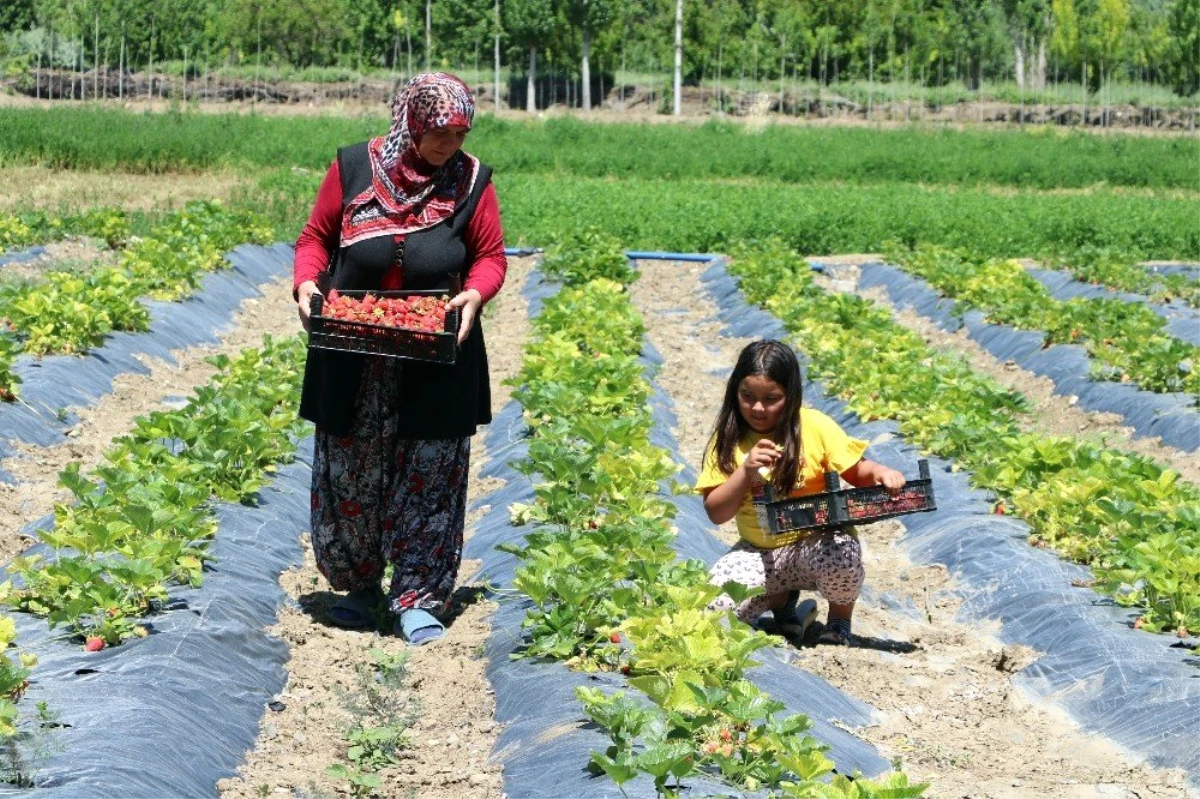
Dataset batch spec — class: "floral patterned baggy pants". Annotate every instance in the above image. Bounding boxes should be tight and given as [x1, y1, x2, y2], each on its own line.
[310, 359, 470, 616]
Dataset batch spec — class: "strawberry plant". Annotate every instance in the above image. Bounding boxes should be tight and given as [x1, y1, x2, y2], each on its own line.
[0, 216, 35, 254]
[1052, 246, 1200, 309]
[541, 227, 636, 287]
[0, 333, 20, 401]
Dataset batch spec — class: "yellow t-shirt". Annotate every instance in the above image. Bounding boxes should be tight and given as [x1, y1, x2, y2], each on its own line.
[695, 408, 868, 548]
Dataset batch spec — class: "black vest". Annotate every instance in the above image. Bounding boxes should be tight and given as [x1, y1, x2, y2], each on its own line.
[298, 141, 493, 438]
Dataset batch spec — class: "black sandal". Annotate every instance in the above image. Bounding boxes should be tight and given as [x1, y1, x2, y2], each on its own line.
[777, 593, 819, 639]
[817, 618, 852, 646]
[328, 587, 382, 629]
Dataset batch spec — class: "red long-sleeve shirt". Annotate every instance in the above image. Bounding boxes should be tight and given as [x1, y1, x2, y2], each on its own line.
[293, 159, 507, 302]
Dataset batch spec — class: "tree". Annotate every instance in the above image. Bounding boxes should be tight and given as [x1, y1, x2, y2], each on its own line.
[564, 0, 614, 109]
[1166, 0, 1199, 95]
[0, 0, 36, 32]
[1089, 0, 1129, 90]
[503, 0, 555, 111]
[1002, 0, 1051, 89]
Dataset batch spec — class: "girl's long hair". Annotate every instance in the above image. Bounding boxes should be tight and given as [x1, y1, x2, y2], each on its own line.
[709, 340, 803, 494]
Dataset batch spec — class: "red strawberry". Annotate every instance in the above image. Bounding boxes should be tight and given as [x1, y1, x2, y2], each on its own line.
[609, 632, 621, 644]
[84, 636, 106, 652]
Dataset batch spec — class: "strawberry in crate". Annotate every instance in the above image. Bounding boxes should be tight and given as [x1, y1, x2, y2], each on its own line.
[324, 289, 449, 333]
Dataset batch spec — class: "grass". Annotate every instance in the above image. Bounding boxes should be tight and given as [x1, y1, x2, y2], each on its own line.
[0, 107, 1197, 191]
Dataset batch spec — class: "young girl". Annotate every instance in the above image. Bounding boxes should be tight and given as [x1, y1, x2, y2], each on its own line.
[696, 340, 905, 645]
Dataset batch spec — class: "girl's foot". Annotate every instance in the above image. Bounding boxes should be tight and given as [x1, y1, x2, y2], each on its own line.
[817, 617, 852, 646]
[777, 592, 819, 639]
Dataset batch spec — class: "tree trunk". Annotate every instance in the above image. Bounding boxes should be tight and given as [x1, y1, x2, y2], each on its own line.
[779, 45, 785, 112]
[425, 0, 432, 69]
[581, 27, 592, 110]
[716, 42, 722, 112]
[867, 46, 873, 120]
[1013, 33, 1025, 90]
[493, 0, 500, 112]
[673, 0, 683, 116]
[93, 13, 99, 100]
[527, 46, 537, 112]
[1034, 36, 1047, 90]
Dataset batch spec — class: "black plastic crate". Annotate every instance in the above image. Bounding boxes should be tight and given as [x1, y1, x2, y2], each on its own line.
[308, 288, 460, 365]
[756, 459, 936, 536]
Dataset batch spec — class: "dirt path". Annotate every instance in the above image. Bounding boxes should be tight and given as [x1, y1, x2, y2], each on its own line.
[218, 256, 534, 799]
[628, 258, 1195, 799]
[0, 275, 298, 563]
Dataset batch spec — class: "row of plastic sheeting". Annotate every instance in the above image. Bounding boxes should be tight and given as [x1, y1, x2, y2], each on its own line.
[856, 261, 1199, 453]
[0, 246, 47, 269]
[0, 244, 308, 797]
[700, 258, 1199, 789]
[463, 262, 891, 798]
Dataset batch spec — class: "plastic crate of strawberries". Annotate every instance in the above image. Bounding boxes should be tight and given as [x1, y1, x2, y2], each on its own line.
[759, 459, 936, 535]
[308, 288, 460, 364]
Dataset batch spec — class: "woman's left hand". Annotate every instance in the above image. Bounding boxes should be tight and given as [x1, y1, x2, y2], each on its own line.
[447, 288, 483, 345]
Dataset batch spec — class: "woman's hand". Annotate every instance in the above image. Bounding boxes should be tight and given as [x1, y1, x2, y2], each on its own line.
[296, 280, 322, 332]
[447, 288, 483, 344]
[741, 439, 781, 481]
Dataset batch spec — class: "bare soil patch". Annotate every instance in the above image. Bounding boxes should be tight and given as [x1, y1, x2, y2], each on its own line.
[0, 238, 120, 287]
[0, 165, 248, 214]
[218, 255, 534, 799]
[628, 257, 1195, 799]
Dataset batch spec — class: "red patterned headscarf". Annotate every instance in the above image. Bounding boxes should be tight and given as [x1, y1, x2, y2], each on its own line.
[341, 72, 480, 247]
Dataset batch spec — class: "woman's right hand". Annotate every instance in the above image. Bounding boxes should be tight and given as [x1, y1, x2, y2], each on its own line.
[742, 439, 781, 481]
[296, 280, 322, 332]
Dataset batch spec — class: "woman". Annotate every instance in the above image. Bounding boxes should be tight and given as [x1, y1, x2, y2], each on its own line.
[293, 72, 507, 645]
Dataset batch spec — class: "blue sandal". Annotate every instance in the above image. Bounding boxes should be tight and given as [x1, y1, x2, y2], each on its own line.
[395, 609, 445, 646]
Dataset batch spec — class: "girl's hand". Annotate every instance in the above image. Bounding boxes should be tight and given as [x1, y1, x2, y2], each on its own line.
[447, 288, 483, 344]
[742, 439, 782, 480]
[841, 458, 907, 495]
[876, 466, 907, 495]
[296, 280, 321, 333]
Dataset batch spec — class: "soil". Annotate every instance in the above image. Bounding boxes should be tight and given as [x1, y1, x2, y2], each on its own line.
[0, 165, 248, 215]
[1, 185, 1196, 795]
[627, 257, 1196, 799]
